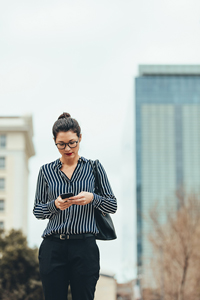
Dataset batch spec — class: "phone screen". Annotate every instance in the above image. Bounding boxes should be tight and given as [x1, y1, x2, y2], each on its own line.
[60, 193, 74, 200]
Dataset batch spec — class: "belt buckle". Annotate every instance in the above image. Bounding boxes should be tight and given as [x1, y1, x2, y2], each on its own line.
[60, 234, 66, 240]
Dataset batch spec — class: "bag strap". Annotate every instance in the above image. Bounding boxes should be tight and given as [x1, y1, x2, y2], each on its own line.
[89, 159, 107, 217]
[89, 159, 101, 194]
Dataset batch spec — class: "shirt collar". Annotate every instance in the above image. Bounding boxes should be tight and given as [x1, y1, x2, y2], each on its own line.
[53, 156, 87, 169]
[53, 158, 62, 169]
[79, 156, 87, 163]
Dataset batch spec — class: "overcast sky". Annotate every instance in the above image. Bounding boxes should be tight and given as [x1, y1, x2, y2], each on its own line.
[1, 0, 200, 282]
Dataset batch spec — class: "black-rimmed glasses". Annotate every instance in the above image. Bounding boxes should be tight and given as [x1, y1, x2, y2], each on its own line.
[55, 140, 79, 150]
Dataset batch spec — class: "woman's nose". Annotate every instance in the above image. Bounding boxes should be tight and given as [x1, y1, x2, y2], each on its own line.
[65, 144, 71, 150]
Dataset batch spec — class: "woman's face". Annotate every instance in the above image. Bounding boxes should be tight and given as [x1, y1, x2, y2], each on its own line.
[55, 130, 82, 160]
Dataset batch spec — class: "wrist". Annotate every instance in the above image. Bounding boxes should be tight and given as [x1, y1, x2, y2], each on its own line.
[55, 199, 59, 209]
[90, 193, 94, 203]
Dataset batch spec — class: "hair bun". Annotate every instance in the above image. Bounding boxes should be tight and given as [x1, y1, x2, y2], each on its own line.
[58, 112, 71, 120]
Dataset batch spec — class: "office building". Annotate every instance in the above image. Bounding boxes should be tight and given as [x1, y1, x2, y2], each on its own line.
[0, 115, 35, 234]
[135, 65, 200, 277]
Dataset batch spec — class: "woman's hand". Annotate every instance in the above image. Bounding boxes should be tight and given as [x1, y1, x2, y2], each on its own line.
[55, 196, 73, 210]
[68, 192, 94, 206]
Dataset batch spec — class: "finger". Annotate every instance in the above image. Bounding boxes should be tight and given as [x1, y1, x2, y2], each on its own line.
[68, 195, 80, 200]
[69, 192, 85, 200]
[70, 199, 82, 205]
[60, 203, 72, 210]
[71, 195, 85, 201]
[71, 200, 86, 206]
[63, 199, 69, 203]
[62, 201, 72, 206]
[58, 198, 65, 203]
[58, 200, 70, 206]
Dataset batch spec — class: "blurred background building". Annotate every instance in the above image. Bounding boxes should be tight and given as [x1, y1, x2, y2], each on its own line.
[95, 273, 136, 300]
[135, 65, 200, 279]
[0, 115, 35, 234]
[95, 273, 116, 300]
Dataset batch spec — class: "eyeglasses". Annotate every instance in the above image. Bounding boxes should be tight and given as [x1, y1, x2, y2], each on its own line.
[55, 140, 79, 150]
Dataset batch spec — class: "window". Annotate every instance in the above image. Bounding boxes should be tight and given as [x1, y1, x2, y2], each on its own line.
[0, 221, 4, 229]
[0, 200, 4, 211]
[0, 135, 6, 148]
[0, 157, 5, 169]
[0, 178, 5, 190]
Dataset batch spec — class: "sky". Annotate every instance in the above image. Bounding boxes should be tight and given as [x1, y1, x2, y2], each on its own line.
[1, 0, 200, 282]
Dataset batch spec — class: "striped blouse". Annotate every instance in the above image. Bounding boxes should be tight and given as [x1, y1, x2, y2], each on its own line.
[33, 156, 117, 238]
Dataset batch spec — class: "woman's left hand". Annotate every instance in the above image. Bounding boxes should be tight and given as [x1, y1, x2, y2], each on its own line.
[68, 192, 94, 206]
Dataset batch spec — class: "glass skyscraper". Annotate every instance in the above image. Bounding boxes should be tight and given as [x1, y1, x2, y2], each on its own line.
[135, 65, 200, 277]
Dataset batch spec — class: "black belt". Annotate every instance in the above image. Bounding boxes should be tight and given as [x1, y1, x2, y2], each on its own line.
[49, 233, 94, 240]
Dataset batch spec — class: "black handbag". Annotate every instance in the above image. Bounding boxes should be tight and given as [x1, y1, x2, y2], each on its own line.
[89, 160, 117, 241]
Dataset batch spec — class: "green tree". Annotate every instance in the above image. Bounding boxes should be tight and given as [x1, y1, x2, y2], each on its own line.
[0, 229, 44, 300]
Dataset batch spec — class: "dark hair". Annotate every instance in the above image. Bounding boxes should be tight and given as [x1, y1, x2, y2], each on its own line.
[52, 112, 81, 140]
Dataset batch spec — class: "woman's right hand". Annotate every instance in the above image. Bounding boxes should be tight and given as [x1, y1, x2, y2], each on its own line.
[55, 196, 73, 210]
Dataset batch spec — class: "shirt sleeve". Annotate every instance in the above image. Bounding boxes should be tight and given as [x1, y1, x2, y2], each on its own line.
[92, 162, 117, 214]
[33, 167, 60, 220]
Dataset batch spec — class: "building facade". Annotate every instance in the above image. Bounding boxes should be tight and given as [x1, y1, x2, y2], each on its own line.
[135, 65, 200, 277]
[0, 115, 35, 234]
[95, 274, 116, 300]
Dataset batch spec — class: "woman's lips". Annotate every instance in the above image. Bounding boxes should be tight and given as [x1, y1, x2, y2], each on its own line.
[65, 153, 72, 156]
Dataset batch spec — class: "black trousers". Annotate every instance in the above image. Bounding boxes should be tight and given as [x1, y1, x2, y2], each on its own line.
[38, 235, 100, 300]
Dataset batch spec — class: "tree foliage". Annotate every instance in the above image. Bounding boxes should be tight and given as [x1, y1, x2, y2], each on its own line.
[144, 192, 200, 300]
[0, 229, 44, 300]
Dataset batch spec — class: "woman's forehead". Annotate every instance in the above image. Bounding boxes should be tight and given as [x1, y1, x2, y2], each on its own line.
[56, 131, 78, 140]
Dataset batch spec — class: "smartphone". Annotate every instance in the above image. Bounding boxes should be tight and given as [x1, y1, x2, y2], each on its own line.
[60, 193, 74, 202]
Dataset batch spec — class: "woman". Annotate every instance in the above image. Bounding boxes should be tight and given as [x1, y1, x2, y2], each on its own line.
[33, 112, 117, 300]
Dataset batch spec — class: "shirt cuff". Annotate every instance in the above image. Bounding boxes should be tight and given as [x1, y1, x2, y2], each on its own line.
[92, 193, 103, 208]
[47, 200, 60, 213]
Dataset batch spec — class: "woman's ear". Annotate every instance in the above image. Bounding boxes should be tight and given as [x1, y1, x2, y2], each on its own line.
[79, 134, 82, 143]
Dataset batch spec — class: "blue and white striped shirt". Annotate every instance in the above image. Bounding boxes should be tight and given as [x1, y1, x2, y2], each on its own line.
[33, 157, 117, 238]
